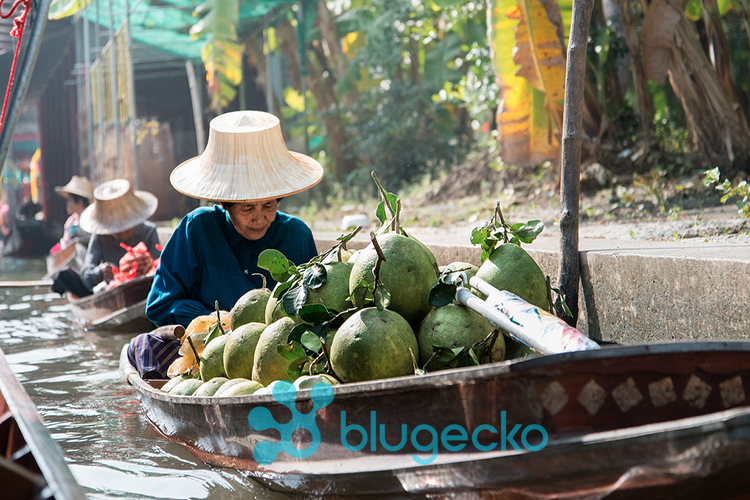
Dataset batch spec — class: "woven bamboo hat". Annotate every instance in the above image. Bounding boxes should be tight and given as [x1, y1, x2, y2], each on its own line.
[54, 175, 94, 201]
[170, 111, 323, 202]
[79, 179, 158, 235]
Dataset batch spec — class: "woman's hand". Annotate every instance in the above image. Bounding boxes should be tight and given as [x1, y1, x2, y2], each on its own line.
[97, 262, 117, 282]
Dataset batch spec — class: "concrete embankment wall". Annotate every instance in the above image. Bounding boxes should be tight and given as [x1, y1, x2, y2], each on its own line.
[156, 226, 750, 345]
[316, 234, 750, 345]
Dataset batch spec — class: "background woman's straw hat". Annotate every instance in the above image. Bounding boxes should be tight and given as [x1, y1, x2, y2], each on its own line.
[170, 110, 324, 202]
[54, 175, 94, 201]
[79, 179, 158, 235]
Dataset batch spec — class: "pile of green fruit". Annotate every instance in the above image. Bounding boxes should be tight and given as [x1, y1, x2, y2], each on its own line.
[159, 174, 562, 396]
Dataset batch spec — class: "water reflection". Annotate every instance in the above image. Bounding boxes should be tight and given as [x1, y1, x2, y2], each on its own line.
[1, 257, 291, 499]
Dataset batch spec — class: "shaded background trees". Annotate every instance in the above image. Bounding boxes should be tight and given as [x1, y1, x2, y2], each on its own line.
[199, 0, 750, 193]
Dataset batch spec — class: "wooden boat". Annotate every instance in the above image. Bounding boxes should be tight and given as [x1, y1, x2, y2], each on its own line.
[120, 340, 750, 499]
[0, 347, 85, 500]
[44, 243, 78, 279]
[70, 275, 154, 332]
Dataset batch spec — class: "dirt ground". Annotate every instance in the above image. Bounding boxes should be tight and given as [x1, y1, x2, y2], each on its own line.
[298, 165, 750, 247]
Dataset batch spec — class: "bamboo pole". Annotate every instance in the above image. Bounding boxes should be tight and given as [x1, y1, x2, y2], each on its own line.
[557, 0, 594, 326]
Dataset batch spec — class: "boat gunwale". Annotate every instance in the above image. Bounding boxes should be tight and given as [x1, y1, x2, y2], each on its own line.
[123, 340, 750, 407]
[0, 347, 86, 499]
[68, 274, 154, 308]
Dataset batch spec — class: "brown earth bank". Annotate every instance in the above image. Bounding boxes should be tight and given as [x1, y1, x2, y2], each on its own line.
[293, 163, 750, 248]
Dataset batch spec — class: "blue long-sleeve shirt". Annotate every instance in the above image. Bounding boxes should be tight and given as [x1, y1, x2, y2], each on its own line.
[145, 205, 317, 327]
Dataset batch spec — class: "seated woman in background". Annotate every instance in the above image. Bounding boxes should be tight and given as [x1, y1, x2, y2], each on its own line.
[50, 176, 94, 296]
[56, 178, 161, 298]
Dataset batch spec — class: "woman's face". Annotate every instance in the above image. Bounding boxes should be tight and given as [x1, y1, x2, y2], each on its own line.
[66, 196, 85, 216]
[225, 200, 278, 240]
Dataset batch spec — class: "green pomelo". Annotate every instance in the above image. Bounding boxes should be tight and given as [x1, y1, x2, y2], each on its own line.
[443, 261, 479, 282]
[160, 373, 189, 393]
[230, 288, 271, 330]
[408, 233, 438, 270]
[294, 374, 340, 390]
[253, 379, 293, 396]
[346, 250, 361, 265]
[220, 380, 264, 396]
[213, 377, 252, 397]
[223, 322, 266, 380]
[348, 233, 437, 327]
[252, 317, 297, 386]
[417, 303, 506, 370]
[305, 261, 353, 313]
[200, 335, 229, 381]
[265, 282, 293, 324]
[330, 307, 418, 383]
[193, 377, 229, 397]
[169, 378, 203, 396]
[475, 243, 549, 310]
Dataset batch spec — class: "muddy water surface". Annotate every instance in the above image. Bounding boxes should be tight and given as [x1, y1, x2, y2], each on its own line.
[0, 256, 291, 499]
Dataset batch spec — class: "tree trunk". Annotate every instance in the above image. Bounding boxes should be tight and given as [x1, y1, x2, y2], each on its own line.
[274, 19, 356, 181]
[667, 16, 750, 171]
[617, 0, 654, 133]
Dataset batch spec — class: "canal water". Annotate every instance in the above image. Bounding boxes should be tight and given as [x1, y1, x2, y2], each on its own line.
[0, 256, 292, 499]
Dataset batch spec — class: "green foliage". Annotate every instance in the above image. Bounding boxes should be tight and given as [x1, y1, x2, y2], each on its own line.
[344, 80, 469, 187]
[704, 167, 750, 217]
[470, 203, 544, 262]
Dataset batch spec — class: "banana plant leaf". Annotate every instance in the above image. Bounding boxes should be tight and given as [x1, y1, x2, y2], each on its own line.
[489, 0, 566, 166]
[192, 0, 242, 110]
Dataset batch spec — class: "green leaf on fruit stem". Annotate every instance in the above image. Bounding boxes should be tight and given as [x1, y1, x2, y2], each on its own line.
[273, 279, 295, 299]
[374, 284, 391, 311]
[429, 281, 456, 307]
[286, 356, 309, 379]
[277, 341, 307, 361]
[510, 220, 544, 244]
[300, 331, 322, 353]
[348, 280, 373, 309]
[297, 304, 333, 324]
[282, 285, 308, 316]
[204, 322, 222, 344]
[302, 263, 327, 290]
[375, 193, 399, 225]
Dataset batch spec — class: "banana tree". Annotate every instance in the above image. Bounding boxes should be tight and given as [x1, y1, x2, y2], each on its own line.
[488, 0, 568, 167]
[190, 0, 244, 111]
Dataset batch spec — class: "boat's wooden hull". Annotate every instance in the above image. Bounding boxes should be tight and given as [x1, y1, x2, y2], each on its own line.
[0, 347, 85, 500]
[70, 276, 154, 332]
[121, 341, 750, 498]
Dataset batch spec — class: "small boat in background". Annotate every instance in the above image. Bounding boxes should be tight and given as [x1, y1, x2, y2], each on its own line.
[0, 347, 85, 500]
[122, 340, 750, 499]
[69, 275, 154, 332]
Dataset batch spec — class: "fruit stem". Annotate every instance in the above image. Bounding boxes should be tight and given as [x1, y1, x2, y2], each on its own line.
[214, 301, 226, 335]
[422, 349, 440, 371]
[545, 275, 554, 315]
[253, 273, 268, 290]
[494, 203, 509, 243]
[394, 198, 401, 233]
[371, 171, 396, 220]
[370, 231, 387, 290]
[187, 335, 201, 364]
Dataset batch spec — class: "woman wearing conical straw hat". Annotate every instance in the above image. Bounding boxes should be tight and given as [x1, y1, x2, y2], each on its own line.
[49, 176, 94, 296]
[144, 110, 322, 331]
[54, 179, 161, 298]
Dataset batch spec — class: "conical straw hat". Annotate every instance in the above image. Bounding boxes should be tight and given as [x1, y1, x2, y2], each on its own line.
[54, 175, 94, 201]
[170, 111, 324, 202]
[79, 179, 158, 235]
